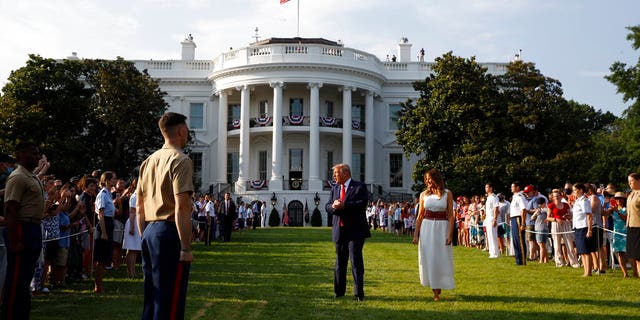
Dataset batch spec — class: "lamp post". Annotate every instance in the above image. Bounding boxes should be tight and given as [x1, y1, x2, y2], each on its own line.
[271, 192, 277, 207]
[314, 192, 320, 207]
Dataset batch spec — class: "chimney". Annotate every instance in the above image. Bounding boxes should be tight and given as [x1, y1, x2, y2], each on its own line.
[181, 34, 196, 60]
[397, 37, 412, 62]
[67, 52, 79, 60]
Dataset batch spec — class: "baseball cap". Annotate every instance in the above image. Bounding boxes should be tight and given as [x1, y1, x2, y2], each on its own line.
[523, 185, 535, 193]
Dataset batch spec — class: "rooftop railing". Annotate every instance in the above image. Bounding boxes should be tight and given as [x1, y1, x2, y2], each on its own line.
[133, 43, 508, 79]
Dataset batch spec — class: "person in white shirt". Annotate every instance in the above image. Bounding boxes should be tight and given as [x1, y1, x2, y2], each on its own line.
[260, 201, 268, 228]
[572, 183, 596, 277]
[509, 182, 528, 266]
[496, 194, 510, 255]
[204, 196, 215, 245]
[484, 183, 500, 258]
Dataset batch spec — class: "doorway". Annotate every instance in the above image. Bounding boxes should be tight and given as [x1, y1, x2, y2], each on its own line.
[288, 200, 304, 227]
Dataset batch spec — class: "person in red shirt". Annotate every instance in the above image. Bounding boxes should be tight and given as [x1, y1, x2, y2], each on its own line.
[548, 189, 580, 268]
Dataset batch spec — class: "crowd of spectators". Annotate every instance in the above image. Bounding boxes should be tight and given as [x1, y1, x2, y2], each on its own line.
[364, 180, 636, 277]
[1, 148, 637, 309]
[0, 152, 275, 298]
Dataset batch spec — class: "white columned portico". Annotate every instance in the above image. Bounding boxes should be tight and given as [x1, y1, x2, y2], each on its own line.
[341, 86, 355, 166]
[270, 81, 284, 191]
[364, 91, 375, 184]
[216, 90, 228, 184]
[308, 82, 323, 190]
[236, 85, 251, 193]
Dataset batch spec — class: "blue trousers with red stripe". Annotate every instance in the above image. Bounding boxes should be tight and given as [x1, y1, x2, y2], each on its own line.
[2, 222, 42, 320]
[141, 221, 190, 320]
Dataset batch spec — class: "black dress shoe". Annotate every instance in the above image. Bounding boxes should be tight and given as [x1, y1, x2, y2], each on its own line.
[334, 294, 344, 299]
[354, 296, 364, 302]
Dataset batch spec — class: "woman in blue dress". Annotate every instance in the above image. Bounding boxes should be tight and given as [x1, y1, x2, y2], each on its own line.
[611, 192, 629, 277]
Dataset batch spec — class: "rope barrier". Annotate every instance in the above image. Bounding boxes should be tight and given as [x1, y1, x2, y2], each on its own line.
[42, 223, 129, 243]
[467, 221, 627, 237]
[522, 225, 627, 238]
[42, 228, 91, 243]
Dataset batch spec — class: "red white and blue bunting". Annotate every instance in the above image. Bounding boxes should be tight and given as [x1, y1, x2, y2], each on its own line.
[326, 180, 337, 188]
[255, 116, 272, 126]
[288, 114, 305, 125]
[250, 180, 266, 190]
[351, 120, 361, 130]
[232, 119, 241, 129]
[320, 116, 337, 127]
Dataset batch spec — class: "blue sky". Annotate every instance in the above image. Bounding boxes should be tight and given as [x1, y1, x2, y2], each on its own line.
[0, 0, 638, 116]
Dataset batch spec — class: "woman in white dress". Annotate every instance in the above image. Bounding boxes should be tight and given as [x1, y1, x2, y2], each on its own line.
[412, 168, 455, 301]
[122, 179, 142, 278]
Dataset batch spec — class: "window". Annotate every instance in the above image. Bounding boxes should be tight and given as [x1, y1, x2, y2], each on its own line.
[389, 104, 402, 130]
[259, 100, 269, 116]
[325, 100, 334, 117]
[191, 152, 203, 179]
[190, 103, 204, 129]
[228, 104, 240, 123]
[390, 153, 403, 188]
[227, 152, 239, 183]
[351, 153, 365, 182]
[290, 98, 303, 116]
[352, 104, 364, 121]
[326, 151, 333, 180]
[289, 149, 303, 171]
[259, 150, 267, 180]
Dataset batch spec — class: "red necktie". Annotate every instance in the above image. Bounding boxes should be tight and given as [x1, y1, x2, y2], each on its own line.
[339, 184, 345, 226]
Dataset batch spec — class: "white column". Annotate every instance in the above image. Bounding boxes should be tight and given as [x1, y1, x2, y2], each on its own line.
[364, 91, 375, 184]
[269, 81, 284, 191]
[341, 86, 354, 166]
[308, 82, 323, 190]
[236, 85, 250, 193]
[216, 90, 228, 184]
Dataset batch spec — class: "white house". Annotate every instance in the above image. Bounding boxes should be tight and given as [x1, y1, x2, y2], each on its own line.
[129, 35, 508, 226]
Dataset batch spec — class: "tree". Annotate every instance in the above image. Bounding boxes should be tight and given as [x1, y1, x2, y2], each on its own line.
[605, 25, 640, 178]
[499, 62, 614, 189]
[0, 55, 93, 178]
[397, 52, 616, 196]
[396, 52, 501, 195]
[0, 55, 168, 180]
[82, 58, 167, 176]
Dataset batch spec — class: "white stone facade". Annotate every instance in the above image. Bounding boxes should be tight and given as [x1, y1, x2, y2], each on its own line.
[130, 36, 507, 226]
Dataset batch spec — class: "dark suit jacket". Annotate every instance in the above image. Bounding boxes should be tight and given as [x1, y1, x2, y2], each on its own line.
[325, 179, 371, 243]
[220, 200, 237, 223]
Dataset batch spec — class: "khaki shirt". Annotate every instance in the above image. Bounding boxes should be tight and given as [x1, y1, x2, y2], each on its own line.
[137, 144, 194, 221]
[3, 165, 45, 223]
[627, 190, 640, 228]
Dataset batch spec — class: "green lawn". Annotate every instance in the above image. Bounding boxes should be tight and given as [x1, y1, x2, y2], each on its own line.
[32, 227, 640, 319]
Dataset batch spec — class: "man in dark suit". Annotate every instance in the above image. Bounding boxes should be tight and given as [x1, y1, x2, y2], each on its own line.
[220, 192, 237, 242]
[325, 163, 370, 301]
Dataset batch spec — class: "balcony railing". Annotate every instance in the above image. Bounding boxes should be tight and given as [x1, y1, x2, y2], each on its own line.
[227, 116, 365, 131]
[236, 179, 310, 191]
[212, 43, 385, 77]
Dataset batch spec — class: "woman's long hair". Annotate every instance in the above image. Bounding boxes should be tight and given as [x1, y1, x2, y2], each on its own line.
[423, 168, 445, 198]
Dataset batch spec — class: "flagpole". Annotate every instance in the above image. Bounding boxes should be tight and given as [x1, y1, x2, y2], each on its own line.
[297, 0, 300, 37]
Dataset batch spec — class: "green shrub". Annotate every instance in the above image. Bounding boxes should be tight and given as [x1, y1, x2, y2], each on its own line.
[311, 208, 322, 227]
[268, 208, 280, 227]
